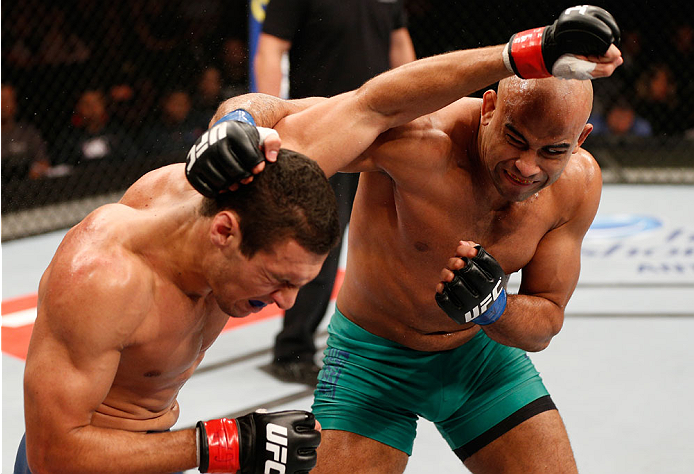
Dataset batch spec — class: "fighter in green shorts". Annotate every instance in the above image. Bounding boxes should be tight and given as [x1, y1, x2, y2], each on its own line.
[313, 308, 554, 460]
[201, 6, 621, 471]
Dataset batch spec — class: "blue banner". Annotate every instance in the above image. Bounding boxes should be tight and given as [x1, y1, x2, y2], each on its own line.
[248, 0, 269, 92]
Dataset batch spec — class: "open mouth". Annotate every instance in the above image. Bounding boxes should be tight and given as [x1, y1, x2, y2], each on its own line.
[249, 299, 267, 308]
[504, 170, 535, 186]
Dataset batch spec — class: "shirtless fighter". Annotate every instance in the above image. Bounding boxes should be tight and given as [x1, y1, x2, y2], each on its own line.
[16, 147, 339, 473]
[187, 6, 622, 473]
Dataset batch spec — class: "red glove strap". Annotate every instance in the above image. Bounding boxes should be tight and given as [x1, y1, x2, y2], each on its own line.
[509, 27, 551, 79]
[203, 418, 241, 473]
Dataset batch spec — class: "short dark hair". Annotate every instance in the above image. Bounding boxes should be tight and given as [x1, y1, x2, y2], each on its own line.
[200, 149, 340, 257]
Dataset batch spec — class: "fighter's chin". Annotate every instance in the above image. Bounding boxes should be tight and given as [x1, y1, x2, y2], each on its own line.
[217, 301, 252, 319]
[500, 170, 543, 200]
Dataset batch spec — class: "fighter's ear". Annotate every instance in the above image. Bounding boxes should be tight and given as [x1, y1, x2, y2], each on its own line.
[574, 123, 594, 152]
[210, 211, 241, 247]
[480, 90, 497, 126]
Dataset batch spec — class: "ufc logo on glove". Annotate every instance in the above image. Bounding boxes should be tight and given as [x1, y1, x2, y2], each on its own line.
[265, 423, 288, 474]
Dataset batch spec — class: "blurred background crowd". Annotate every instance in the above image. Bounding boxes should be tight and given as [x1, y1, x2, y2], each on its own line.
[2, 0, 693, 239]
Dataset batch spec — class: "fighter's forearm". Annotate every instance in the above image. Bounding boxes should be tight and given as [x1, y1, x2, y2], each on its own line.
[209, 93, 325, 129]
[210, 93, 287, 129]
[356, 44, 511, 131]
[27, 426, 197, 474]
[480, 293, 565, 352]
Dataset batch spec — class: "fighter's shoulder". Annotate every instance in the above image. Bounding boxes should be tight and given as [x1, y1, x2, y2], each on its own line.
[119, 163, 194, 209]
[50, 208, 154, 306]
[378, 98, 478, 148]
[561, 147, 602, 189]
[552, 147, 602, 221]
[38, 238, 152, 354]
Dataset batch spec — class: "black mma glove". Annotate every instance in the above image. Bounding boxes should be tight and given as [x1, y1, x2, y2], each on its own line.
[197, 410, 320, 474]
[185, 110, 265, 198]
[435, 245, 507, 325]
[504, 5, 621, 79]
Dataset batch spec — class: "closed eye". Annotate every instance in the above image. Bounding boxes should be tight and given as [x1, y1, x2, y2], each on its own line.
[542, 147, 569, 157]
[506, 134, 526, 148]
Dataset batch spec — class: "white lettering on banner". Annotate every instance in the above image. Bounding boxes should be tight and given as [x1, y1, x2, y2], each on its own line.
[637, 263, 694, 274]
[265, 423, 288, 474]
[582, 226, 694, 278]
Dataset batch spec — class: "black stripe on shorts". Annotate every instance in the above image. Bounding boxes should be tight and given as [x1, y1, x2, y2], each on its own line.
[453, 395, 557, 462]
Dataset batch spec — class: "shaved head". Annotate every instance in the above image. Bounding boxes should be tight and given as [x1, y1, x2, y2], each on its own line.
[477, 76, 596, 202]
[497, 76, 594, 133]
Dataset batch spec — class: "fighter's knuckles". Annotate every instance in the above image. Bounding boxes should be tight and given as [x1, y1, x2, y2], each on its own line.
[440, 268, 455, 282]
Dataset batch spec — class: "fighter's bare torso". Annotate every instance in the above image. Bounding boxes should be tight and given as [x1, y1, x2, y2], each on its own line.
[33, 167, 228, 432]
[331, 98, 597, 351]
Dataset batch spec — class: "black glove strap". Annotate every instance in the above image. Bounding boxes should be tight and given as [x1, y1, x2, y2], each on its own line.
[196, 421, 209, 473]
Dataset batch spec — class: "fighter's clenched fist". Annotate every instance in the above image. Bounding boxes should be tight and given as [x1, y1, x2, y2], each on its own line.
[436, 242, 507, 326]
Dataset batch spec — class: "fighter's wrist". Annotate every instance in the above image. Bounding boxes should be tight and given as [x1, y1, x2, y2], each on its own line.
[197, 418, 241, 473]
[474, 288, 507, 326]
[502, 43, 514, 75]
[195, 425, 202, 470]
[213, 109, 256, 128]
[506, 27, 551, 79]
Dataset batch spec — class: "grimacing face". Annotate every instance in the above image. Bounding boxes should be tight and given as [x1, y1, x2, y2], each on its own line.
[479, 80, 592, 202]
[209, 239, 326, 318]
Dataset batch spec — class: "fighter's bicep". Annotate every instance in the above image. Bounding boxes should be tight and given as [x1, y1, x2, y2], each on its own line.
[276, 92, 388, 177]
[520, 162, 601, 305]
[27, 262, 147, 426]
[518, 225, 584, 308]
[24, 323, 122, 429]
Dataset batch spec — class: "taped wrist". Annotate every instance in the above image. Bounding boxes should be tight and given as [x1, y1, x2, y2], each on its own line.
[506, 27, 551, 79]
[197, 418, 241, 473]
[213, 109, 256, 127]
[473, 287, 507, 325]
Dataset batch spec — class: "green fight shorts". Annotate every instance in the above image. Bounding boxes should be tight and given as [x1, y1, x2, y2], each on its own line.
[312, 308, 553, 458]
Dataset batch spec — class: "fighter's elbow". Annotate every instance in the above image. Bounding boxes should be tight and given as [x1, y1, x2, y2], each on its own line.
[354, 81, 400, 131]
[28, 444, 77, 474]
[526, 315, 564, 352]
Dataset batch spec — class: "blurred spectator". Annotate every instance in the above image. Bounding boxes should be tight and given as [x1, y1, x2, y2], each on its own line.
[108, 82, 138, 128]
[131, 0, 197, 87]
[37, 7, 91, 67]
[1, 84, 51, 183]
[620, 30, 646, 75]
[589, 96, 652, 138]
[219, 38, 249, 98]
[191, 66, 225, 127]
[592, 29, 645, 117]
[634, 63, 681, 136]
[140, 88, 203, 158]
[179, 0, 225, 67]
[3, 2, 49, 70]
[668, 23, 694, 132]
[107, 74, 157, 132]
[62, 88, 137, 166]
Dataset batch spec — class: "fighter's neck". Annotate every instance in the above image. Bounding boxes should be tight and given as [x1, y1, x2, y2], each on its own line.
[134, 207, 214, 298]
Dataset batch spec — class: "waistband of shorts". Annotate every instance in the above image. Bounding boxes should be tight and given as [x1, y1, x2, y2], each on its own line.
[332, 306, 409, 349]
[331, 306, 487, 352]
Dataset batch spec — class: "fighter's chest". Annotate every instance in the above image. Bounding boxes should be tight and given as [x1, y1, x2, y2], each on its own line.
[391, 184, 552, 273]
[120, 288, 227, 376]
